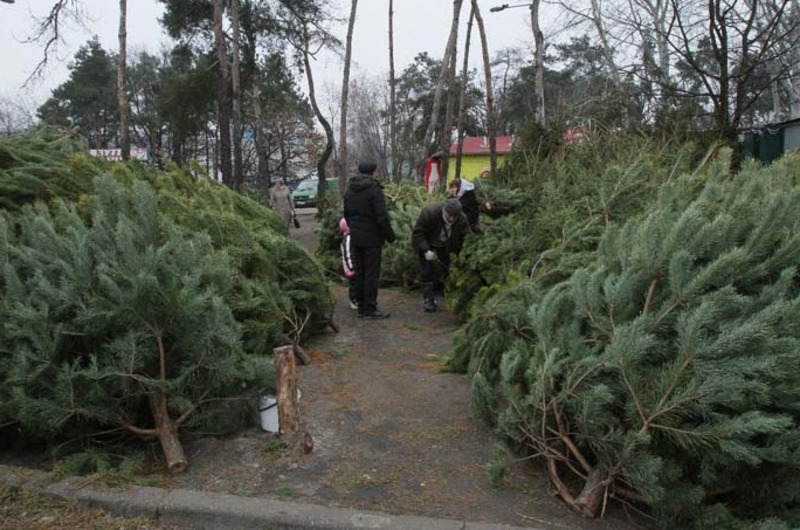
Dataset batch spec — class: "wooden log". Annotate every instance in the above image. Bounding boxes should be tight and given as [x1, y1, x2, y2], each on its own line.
[147, 392, 188, 474]
[274, 345, 299, 436]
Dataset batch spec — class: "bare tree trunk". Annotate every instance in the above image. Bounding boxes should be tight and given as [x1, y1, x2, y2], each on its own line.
[455, 6, 474, 182]
[590, 0, 621, 86]
[389, 0, 398, 181]
[340, 0, 359, 195]
[531, 0, 546, 124]
[419, 1, 461, 182]
[213, 0, 233, 187]
[440, 0, 464, 188]
[471, 0, 497, 177]
[118, 0, 130, 161]
[231, 0, 243, 190]
[653, 0, 671, 80]
[251, 86, 270, 189]
[304, 50, 335, 202]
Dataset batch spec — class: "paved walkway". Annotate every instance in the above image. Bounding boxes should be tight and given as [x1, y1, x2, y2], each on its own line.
[0, 208, 651, 530]
[162, 208, 647, 529]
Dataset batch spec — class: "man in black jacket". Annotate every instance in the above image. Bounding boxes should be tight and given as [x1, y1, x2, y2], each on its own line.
[344, 160, 396, 319]
[411, 198, 472, 312]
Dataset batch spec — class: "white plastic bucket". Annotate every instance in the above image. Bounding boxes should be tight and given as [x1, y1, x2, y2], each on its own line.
[259, 395, 279, 432]
[259, 389, 302, 433]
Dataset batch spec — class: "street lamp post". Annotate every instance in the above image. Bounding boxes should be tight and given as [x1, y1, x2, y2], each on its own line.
[490, 2, 545, 124]
[489, 3, 529, 12]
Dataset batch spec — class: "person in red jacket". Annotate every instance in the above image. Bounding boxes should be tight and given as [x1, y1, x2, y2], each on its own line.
[343, 160, 396, 319]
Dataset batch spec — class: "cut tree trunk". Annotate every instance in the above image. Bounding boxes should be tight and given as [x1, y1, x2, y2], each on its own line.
[573, 469, 613, 517]
[147, 392, 187, 474]
[274, 345, 299, 437]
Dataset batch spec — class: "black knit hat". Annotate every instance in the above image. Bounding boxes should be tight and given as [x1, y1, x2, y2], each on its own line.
[358, 160, 377, 174]
[444, 198, 462, 216]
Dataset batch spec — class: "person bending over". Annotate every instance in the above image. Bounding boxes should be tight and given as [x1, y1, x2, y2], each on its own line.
[411, 198, 472, 312]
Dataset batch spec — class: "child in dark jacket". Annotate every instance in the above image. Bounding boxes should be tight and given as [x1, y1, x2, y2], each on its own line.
[339, 217, 358, 309]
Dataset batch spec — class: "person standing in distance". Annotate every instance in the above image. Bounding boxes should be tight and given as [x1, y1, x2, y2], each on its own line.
[269, 179, 296, 229]
[412, 198, 472, 312]
[344, 160, 396, 319]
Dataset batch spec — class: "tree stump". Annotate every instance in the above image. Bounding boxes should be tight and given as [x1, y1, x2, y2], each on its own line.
[274, 345, 299, 436]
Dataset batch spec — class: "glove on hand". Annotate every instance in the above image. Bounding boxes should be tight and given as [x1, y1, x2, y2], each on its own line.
[424, 250, 436, 262]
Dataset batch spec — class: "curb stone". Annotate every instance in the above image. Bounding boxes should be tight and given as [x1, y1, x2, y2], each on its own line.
[1, 465, 545, 530]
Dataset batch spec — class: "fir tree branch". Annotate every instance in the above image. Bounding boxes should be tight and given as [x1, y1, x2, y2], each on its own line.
[652, 299, 682, 330]
[553, 405, 594, 475]
[643, 273, 660, 314]
[120, 422, 156, 437]
[176, 390, 212, 426]
[586, 309, 613, 337]
[646, 392, 704, 428]
[547, 458, 581, 512]
[619, 360, 647, 426]
[612, 485, 648, 504]
[652, 357, 693, 416]
[649, 422, 714, 439]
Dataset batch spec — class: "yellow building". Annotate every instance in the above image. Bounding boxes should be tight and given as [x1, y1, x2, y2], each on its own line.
[425, 136, 516, 189]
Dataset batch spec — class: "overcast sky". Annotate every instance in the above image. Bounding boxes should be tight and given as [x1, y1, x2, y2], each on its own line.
[0, 0, 539, 111]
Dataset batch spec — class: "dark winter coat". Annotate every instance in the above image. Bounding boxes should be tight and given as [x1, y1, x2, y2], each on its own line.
[412, 202, 472, 255]
[344, 176, 396, 247]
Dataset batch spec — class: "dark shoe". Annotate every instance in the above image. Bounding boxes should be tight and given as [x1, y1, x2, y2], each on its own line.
[423, 297, 437, 312]
[359, 309, 390, 319]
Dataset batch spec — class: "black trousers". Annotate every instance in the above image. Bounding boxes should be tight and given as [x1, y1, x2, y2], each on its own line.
[353, 244, 382, 313]
[459, 190, 480, 228]
[419, 249, 449, 299]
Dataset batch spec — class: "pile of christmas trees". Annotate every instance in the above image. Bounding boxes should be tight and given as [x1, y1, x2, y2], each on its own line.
[0, 129, 332, 472]
[446, 134, 696, 320]
[459, 149, 800, 528]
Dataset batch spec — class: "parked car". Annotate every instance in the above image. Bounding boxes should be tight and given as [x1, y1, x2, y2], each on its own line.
[292, 178, 339, 208]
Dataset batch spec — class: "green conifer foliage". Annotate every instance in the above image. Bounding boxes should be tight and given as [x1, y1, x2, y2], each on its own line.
[0, 178, 272, 472]
[0, 130, 333, 354]
[446, 137, 697, 322]
[465, 152, 800, 527]
[0, 128, 98, 211]
[153, 170, 332, 352]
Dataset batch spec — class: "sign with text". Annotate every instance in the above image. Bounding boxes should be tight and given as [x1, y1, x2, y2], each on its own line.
[88, 147, 150, 161]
